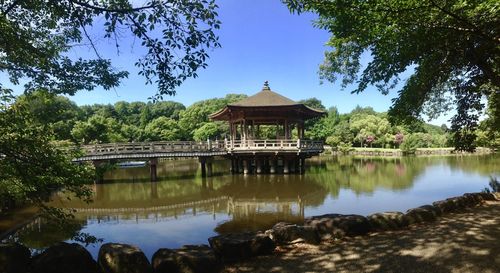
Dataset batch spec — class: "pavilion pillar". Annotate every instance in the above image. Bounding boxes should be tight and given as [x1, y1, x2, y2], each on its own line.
[256, 158, 262, 174]
[290, 159, 296, 173]
[243, 159, 250, 174]
[284, 119, 289, 139]
[235, 158, 240, 173]
[269, 158, 276, 174]
[283, 158, 289, 174]
[150, 158, 158, 182]
[230, 158, 235, 174]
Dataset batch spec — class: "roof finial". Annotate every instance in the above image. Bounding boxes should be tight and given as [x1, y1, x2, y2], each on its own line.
[263, 80, 270, 91]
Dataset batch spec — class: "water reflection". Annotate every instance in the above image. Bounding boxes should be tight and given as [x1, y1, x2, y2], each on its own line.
[5, 155, 499, 259]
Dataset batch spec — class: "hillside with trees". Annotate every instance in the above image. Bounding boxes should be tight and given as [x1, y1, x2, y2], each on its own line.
[13, 91, 499, 150]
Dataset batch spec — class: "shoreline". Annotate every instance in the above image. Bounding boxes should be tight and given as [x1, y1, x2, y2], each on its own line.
[223, 200, 500, 273]
[322, 147, 493, 156]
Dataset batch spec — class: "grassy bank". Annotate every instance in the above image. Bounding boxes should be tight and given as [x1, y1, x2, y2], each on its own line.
[323, 147, 493, 156]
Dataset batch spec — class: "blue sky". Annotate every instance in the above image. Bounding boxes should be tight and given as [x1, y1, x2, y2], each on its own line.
[2, 0, 450, 124]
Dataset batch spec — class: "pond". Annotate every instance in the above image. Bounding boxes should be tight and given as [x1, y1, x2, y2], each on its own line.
[4, 154, 500, 260]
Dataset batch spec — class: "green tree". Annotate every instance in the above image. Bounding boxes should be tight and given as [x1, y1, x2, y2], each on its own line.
[178, 94, 247, 139]
[286, 0, 500, 151]
[150, 101, 186, 120]
[193, 122, 224, 141]
[307, 107, 339, 140]
[144, 117, 182, 141]
[71, 115, 125, 144]
[1, 0, 221, 98]
[15, 90, 81, 140]
[0, 90, 92, 214]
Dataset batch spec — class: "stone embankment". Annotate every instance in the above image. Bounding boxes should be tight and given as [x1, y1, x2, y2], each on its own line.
[1, 192, 498, 273]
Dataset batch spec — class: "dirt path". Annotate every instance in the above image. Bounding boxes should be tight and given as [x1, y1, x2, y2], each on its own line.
[223, 201, 500, 273]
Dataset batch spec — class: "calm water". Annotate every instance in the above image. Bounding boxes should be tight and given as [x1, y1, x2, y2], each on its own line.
[6, 155, 500, 259]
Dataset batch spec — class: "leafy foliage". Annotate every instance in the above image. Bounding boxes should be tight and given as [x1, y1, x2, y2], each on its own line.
[285, 0, 500, 151]
[0, 90, 93, 215]
[0, 0, 221, 98]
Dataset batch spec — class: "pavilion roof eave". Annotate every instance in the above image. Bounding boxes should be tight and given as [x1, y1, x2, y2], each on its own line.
[209, 104, 326, 121]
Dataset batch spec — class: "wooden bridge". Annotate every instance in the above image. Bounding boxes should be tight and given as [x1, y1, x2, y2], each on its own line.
[75, 139, 324, 181]
[75, 141, 227, 161]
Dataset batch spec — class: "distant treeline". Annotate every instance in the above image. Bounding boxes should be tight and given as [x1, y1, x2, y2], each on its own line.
[13, 91, 498, 150]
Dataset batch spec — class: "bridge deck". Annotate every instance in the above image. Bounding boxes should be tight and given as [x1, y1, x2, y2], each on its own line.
[74, 139, 323, 162]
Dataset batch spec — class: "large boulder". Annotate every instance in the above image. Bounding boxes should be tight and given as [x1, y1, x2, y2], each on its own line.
[208, 232, 275, 263]
[462, 193, 483, 207]
[432, 199, 456, 214]
[405, 206, 438, 224]
[98, 243, 152, 273]
[304, 214, 371, 239]
[265, 222, 320, 244]
[0, 243, 31, 273]
[367, 212, 409, 231]
[31, 242, 98, 273]
[152, 245, 219, 273]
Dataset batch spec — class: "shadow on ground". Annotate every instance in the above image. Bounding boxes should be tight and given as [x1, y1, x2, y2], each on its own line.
[223, 202, 500, 273]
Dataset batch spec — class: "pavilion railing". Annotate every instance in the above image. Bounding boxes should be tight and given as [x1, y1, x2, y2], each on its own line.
[225, 139, 324, 151]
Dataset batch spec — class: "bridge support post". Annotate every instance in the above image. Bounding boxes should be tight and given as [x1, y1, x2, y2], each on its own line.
[300, 158, 306, 174]
[93, 161, 104, 184]
[199, 157, 207, 177]
[283, 158, 289, 174]
[150, 158, 158, 182]
[207, 161, 213, 177]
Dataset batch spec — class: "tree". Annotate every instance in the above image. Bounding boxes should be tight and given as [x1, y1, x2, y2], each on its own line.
[193, 122, 224, 141]
[286, 0, 500, 151]
[71, 115, 125, 144]
[178, 94, 247, 139]
[15, 90, 81, 140]
[0, 90, 93, 214]
[1, 0, 221, 98]
[144, 117, 182, 141]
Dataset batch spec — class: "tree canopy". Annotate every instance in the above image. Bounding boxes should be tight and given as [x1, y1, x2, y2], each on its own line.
[0, 0, 221, 98]
[285, 0, 500, 151]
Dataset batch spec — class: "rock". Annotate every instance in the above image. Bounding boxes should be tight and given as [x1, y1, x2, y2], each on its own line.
[208, 232, 275, 263]
[304, 214, 371, 238]
[0, 243, 31, 273]
[447, 196, 468, 210]
[494, 192, 500, 200]
[265, 222, 320, 244]
[152, 245, 219, 273]
[419, 205, 442, 216]
[405, 206, 437, 224]
[98, 243, 152, 273]
[367, 212, 409, 231]
[477, 192, 498, 201]
[32, 242, 98, 273]
[462, 193, 483, 207]
[432, 200, 456, 214]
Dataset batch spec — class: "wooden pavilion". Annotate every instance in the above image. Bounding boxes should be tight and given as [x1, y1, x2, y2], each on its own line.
[209, 81, 325, 174]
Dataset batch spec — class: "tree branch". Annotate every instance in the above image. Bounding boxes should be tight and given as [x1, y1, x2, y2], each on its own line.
[2, 0, 22, 15]
[69, 0, 158, 14]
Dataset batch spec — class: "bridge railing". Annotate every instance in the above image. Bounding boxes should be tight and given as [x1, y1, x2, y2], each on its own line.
[225, 139, 324, 151]
[82, 141, 226, 155]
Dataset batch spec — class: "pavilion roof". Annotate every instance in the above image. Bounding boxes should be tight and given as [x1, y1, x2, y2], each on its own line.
[209, 81, 325, 121]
